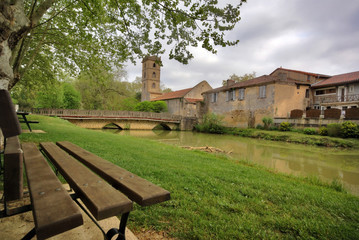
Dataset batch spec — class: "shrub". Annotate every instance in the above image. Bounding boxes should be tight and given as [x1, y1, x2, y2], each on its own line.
[151, 101, 168, 113]
[319, 127, 328, 136]
[341, 121, 359, 138]
[303, 128, 317, 135]
[195, 113, 226, 134]
[256, 124, 264, 130]
[134, 101, 167, 113]
[262, 117, 273, 130]
[327, 123, 342, 137]
[269, 126, 279, 131]
[279, 122, 291, 131]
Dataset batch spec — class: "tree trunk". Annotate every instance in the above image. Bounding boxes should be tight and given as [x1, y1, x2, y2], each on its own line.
[0, 0, 30, 90]
[0, 0, 56, 90]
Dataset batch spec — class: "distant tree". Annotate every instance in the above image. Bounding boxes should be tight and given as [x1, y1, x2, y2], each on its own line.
[119, 97, 140, 111]
[222, 72, 256, 86]
[35, 83, 63, 108]
[161, 83, 172, 93]
[62, 83, 81, 109]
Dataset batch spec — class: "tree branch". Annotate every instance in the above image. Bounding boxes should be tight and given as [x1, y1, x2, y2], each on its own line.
[31, 0, 56, 26]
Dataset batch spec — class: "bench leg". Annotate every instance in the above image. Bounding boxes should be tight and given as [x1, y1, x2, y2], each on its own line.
[21, 227, 36, 240]
[106, 212, 130, 240]
[22, 115, 32, 132]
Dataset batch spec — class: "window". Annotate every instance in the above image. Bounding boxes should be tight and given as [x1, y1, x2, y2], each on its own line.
[153, 63, 156, 67]
[349, 85, 355, 93]
[152, 83, 156, 88]
[297, 85, 300, 90]
[230, 89, 235, 100]
[238, 88, 245, 100]
[211, 92, 218, 102]
[152, 72, 156, 78]
[305, 89, 310, 98]
[307, 75, 310, 82]
[259, 85, 266, 98]
[226, 89, 235, 101]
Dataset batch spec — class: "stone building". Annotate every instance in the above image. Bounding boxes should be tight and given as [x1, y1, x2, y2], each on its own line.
[311, 71, 359, 111]
[202, 68, 330, 128]
[151, 81, 212, 117]
[141, 56, 163, 101]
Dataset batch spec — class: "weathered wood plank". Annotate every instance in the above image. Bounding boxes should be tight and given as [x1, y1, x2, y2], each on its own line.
[4, 136, 23, 201]
[22, 143, 83, 240]
[57, 141, 171, 206]
[40, 142, 133, 220]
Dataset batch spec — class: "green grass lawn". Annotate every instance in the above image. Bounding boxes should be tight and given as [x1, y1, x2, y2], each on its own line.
[17, 115, 359, 239]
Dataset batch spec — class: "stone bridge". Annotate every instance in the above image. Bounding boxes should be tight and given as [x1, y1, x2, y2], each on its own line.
[31, 109, 197, 131]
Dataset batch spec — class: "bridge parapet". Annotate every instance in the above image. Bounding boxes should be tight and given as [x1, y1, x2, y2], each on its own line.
[28, 108, 182, 122]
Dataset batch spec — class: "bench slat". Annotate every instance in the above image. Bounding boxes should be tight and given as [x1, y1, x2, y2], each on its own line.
[22, 143, 83, 240]
[57, 141, 171, 206]
[40, 142, 133, 220]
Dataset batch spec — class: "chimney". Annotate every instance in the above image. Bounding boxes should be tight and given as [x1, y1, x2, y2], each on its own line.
[226, 79, 235, 86]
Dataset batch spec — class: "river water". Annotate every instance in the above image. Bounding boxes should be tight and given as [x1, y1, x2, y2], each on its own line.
[104, 130, 359, 195]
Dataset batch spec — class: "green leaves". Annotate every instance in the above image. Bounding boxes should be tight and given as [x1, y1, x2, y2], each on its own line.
[8, 0, 245, 90]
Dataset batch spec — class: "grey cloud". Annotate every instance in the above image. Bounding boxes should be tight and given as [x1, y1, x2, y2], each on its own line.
[126, 0, 359, 90]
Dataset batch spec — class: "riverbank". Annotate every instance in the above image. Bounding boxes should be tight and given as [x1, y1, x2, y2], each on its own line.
[13, 115, 359, 239]
[227, 128, 359, 148]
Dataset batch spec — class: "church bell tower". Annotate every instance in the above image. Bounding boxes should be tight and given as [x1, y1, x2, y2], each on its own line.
[141, 56, 163, 101]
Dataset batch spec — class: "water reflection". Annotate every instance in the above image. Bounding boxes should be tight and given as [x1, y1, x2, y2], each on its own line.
[105, 130, 359, 195]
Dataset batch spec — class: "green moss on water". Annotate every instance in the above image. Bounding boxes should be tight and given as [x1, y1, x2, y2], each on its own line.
[15, 115, 359, 240]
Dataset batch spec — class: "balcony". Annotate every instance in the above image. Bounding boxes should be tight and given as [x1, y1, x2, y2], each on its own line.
[314, 93, 359, 105]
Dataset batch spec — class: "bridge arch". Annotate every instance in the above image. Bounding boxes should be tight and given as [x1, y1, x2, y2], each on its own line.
[153, 123, 172, 131]
[103, 122, 123, 130]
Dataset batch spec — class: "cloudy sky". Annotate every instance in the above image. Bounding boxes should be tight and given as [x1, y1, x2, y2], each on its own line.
[125, 0, 359, 90]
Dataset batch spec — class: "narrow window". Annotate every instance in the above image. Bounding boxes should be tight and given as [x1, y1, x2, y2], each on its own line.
[231, 89, 236, 100]
[259, 85, 266, 98]
[152, 72, 156, 78]
[153, 63, 156, 67]
[238, 88, 245, 100]
[305, 89, 310, 98]
[349, 85, 355, 93]
[211, 92, 218, 103]
[152, 83, 156, 88]
[226, 91, 229, 102]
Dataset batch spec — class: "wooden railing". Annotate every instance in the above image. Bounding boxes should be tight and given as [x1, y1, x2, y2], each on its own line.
[24, 108, 182, 122]
[314, 93, 359, 104]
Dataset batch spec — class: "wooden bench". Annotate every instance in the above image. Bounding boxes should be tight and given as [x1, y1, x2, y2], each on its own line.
[22, 142, 83, 239]
[0, 89, 171, 240]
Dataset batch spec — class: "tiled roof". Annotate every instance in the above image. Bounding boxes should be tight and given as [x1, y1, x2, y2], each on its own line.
[203, 75, 278, 94]
[311, 71, 359, 88]
[270, 67, 331, 78]
[151, 88, 192, 101]
[185, 98, 202, 103]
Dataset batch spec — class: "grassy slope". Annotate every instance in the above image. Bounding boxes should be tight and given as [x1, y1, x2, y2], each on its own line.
[18, 115, 359, 240]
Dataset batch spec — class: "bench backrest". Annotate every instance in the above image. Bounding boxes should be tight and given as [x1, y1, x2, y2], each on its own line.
[1, 89, 23, 201]
[0, 89, 22, 138]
